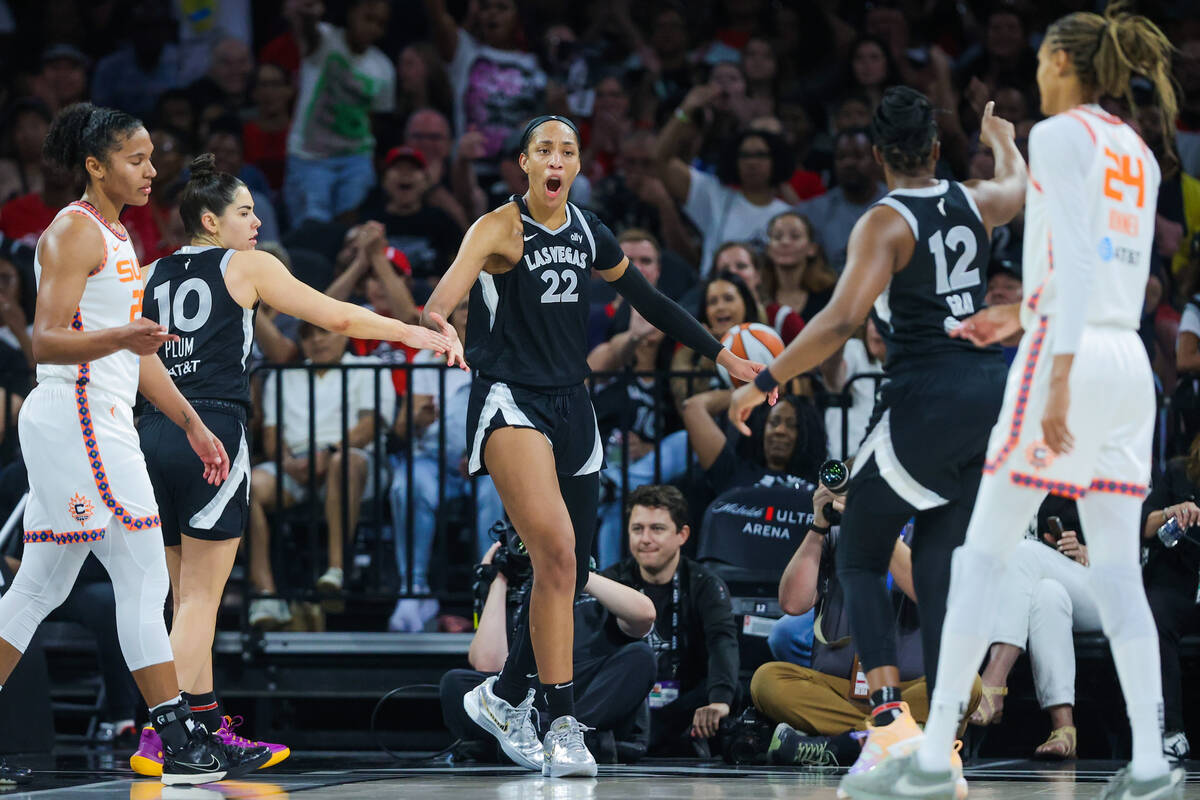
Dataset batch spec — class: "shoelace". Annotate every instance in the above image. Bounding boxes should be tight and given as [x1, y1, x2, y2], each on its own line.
[555, 718, 594, 749]
[511, 694, 541, 745]
[793, 741, 836, 766]
[221, 715, 258, 748]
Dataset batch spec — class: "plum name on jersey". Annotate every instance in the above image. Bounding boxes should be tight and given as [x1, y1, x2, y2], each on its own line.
[163, 337, 195, 359]
[523, 245, 589, 272]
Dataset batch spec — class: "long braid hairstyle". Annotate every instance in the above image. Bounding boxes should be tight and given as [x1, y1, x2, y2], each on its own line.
[1044, 3, 1178, 159]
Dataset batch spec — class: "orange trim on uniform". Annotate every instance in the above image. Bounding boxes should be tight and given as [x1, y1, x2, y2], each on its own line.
[1009, 472, 1089, 499]
[71, 310, 160, 533]
[1088, 479, 1148, 498]
[1076, 105, 1123, 126]
[1063, 111, 1097, 146]
[24, 528, 106, 545]
[1028, 165, 1043, 194]
[984, 317, 1050, 475]
[69, 200, 128, 241]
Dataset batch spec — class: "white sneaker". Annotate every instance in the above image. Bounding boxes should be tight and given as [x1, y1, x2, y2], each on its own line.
[387, 598, 440, 632]
[542, 715, 597, 778]
[1163, 731, 1190, 763]
[248, 597, 292, 630]
[463, 675, 543, 771]
[1097, 766, 1185, 800]
[316, 567, 344, 593]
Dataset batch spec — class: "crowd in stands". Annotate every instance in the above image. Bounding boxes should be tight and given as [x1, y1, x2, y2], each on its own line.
[0, 0, 1197, 763]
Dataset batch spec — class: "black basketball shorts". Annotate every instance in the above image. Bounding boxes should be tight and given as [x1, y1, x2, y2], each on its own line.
[139, 401, 251, 546]
[465, 375, 602, 478]
[847, 355, 1007, 514]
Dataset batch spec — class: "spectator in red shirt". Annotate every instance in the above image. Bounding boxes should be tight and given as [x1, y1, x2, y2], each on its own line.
[0, 162, 78, 246]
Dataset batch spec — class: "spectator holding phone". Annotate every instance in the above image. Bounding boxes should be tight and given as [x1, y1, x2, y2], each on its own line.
[1141, 435, 1200, 762]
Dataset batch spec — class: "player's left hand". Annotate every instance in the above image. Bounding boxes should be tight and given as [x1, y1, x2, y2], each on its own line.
[691, 702, 730, 740]
[716, 350, 779, 402]
[427, 311, 469, 370]
[1042, 383, 1074, 456]
[188, 423, 230, 486]
[729, 382, 768, 436]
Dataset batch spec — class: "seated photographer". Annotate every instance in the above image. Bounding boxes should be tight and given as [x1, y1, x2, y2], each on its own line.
[439, 537, 658, 763]
[968, 497, 1099, 760]
[750, 485, 982, 766]
[1141, 437, 1200, 762]
[600, 485, 740, 755]
[681, 389, 826, 497]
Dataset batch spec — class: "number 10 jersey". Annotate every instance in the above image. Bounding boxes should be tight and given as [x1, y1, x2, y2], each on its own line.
[465, 196, 624, 389]
[869, 180, 997, 370]
[142, 245, 256, 409]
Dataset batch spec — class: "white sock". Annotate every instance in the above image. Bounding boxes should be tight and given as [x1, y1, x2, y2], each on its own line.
[150, 694, 183, 714]
[1110, 639, 1170, 781]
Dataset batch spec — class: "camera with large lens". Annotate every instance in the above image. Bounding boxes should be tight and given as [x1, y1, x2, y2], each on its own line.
[817, 459, 849, 524]
[489, 518, 532, 585]
[719, 707, 774, 764]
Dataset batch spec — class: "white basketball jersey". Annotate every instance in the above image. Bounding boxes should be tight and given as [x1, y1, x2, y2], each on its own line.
[1020, 105, 1160, 336]
[34, 201, 144, 405]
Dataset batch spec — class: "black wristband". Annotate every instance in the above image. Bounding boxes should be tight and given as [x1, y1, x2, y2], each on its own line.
[754, 368, 779, 393]
[809, 523, 831, 535]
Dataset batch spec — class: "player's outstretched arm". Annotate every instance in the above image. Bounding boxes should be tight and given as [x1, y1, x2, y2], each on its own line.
[728, 206, 902, 435]
[965, 101, 1027, 232]
[32, 215, 172, 364]
[422, 208, 522, 369]
[225, 249, 455, 361]
[138, 355, 230, 486]
[950, 302, 1023, 346]
[597, 258, 764, 386]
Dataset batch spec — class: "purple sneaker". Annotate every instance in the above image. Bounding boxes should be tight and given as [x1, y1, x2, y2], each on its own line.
[216, 715, 291, 770]
[130, 725, 164, 777]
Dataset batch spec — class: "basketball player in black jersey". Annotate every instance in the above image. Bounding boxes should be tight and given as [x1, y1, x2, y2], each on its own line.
[730, 88, 1027, 788]
[129, 154, 456, 777]
[421, 115, 765, 777]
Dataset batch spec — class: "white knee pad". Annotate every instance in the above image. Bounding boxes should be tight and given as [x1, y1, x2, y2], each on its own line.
[94, 526, 173, 672]
[0, 544, 88, 652]
[1089, 563, 1155, 643]
[943, 545, 1006, 635]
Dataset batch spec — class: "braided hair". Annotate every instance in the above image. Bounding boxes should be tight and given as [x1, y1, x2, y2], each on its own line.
[1044, 2, 1177, 159]
[869, 86, 937, 177]
[42, 102, 144, 183]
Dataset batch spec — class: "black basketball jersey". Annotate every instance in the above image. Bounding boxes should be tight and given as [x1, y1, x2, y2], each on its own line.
[142, 245, 256, 407]
[870, 180, 999, 369]
[465, 197, 624, 388]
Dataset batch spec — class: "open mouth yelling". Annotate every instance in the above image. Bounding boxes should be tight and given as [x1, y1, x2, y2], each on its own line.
[545, 176, 563, 197]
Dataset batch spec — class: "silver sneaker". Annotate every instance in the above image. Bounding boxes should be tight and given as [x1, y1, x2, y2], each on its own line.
[837, 752, 958, 800]
[1163, 731, 1190, 764]
[463, 675, 543, 771]
[542, 715, 597, 778]
[1096, 766, 1185, 800]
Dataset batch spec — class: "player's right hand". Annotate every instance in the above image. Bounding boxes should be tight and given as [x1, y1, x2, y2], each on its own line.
[950, 303, 1022, 347]
[427, 311, 469, 370]
[978, 100, 1016, 152]
[187, 423, 230, 486]
[121, 317, 179, 355]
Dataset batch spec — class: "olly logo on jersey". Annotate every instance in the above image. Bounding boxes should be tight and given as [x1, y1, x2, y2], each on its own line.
[523, 245, 589, 272]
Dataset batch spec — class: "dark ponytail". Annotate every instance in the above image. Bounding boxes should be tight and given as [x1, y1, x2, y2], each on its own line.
[179, 153, 246, 239]
[869, 86, 937, 176]
[43, 102, 143, 182]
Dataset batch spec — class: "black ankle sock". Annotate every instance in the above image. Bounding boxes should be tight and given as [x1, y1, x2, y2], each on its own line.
[493, 610, 538, 707]
[869, 687, 904, 726]
[542, 681, 574, 722]
[150, 698, 195, 753]
[182, 691, 222, 733]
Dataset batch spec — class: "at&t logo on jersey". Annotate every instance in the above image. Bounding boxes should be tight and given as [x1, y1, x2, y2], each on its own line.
[68, 492, 94, 525]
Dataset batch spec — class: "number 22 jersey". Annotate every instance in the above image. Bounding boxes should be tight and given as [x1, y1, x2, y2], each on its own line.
[466, 196, 624, 389]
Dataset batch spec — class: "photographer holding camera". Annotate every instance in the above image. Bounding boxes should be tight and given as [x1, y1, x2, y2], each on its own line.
[1141, 432, 1200, 762]
[439, 528, 658, 763]
[600, 485, 740, 756]
[750, 471, 982, 766]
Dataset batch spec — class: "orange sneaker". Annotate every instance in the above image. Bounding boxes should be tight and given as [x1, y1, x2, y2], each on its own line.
[837, 702, 925, 799]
